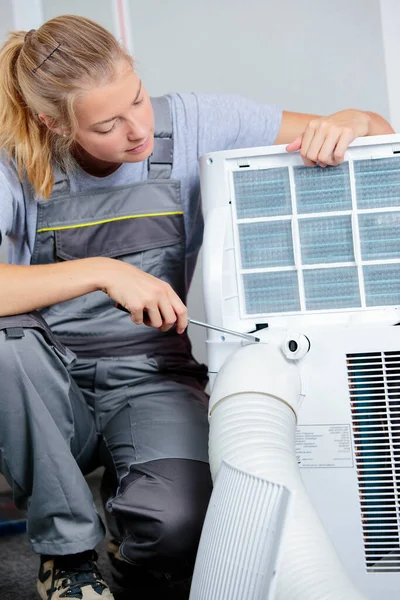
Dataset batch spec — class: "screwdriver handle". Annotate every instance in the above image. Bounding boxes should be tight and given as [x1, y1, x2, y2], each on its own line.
[115, 302, 130, 313]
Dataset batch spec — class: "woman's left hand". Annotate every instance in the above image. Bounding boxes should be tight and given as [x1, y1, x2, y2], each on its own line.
[280, 108, 394, 168]
[285, 109, 373, 167]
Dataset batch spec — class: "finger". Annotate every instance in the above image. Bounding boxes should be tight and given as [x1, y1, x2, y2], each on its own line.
[299, 138, 318, 166]
[331, 129, 355, 165]
[130, 307, 145, 326]
[299, 121, 318, 164]
[316, 130, 342, 166]
[158, 298, 178, 332]
[302, 157, 318, 167]
[286, 136, 302, 153]
[168, 294, 188, 334]
[143, 305, 164, 329]
[303, 126, 331, 165]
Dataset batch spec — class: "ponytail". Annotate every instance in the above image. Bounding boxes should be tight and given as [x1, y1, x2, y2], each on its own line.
[0, 17, 131, 199]
[0, 32, 56, 198]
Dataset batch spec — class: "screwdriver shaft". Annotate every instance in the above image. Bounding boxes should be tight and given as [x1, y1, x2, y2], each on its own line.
[188, 319, 259, 342]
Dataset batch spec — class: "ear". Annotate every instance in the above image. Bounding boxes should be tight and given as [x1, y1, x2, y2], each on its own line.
[38, 114, 67, 136]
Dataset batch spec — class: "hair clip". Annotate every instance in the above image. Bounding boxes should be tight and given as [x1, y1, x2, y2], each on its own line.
[32, 43, 61, 74]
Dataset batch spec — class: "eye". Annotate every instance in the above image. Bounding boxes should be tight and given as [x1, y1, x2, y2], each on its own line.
[97, 121, 117, 134]
[133, 97, 144, 107]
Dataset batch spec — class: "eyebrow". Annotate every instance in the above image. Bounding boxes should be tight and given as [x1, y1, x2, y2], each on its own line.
[91, 80, 142, 127]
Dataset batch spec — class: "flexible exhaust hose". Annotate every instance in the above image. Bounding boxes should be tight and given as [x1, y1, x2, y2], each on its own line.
[191, 342, 365, 600]
[190, 460, 291, 599]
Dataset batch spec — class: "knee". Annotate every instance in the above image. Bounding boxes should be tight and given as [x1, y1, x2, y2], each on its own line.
[155, 490, 208, 558]
[120, 487, 208, 567]
[114, 459, 212, 566]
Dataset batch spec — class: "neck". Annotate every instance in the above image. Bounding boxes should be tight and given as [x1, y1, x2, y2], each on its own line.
[72, 144, 121, 177]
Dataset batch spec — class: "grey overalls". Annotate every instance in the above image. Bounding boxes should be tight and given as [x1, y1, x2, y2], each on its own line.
[0, 97, 212, 577]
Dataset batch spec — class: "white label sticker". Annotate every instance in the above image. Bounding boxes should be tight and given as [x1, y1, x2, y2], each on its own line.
[295, 424, 353, 468]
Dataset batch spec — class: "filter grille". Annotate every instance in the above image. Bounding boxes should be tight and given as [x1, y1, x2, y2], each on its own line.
[347, 350, 400, 572]
[232, 157, 400, 317]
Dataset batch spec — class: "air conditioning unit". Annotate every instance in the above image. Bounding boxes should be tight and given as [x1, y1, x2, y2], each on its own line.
[191, 135, 400, 599]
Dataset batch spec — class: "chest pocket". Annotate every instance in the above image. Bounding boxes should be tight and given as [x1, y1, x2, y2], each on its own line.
[43, 213, 186, 318]
[54, 210, 185, 259]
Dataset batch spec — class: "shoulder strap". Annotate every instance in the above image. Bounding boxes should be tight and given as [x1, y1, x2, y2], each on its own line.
[52, 164, 70, 196]
[149, 96, 173, 180]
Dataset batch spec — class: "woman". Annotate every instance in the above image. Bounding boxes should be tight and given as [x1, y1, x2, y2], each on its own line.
[0, 14, 393, 600]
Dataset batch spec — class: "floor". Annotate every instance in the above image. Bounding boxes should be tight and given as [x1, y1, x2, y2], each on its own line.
[0, 474, 190, 600]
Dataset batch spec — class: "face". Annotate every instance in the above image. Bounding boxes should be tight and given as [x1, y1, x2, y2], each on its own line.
[72, 61, 154, 167]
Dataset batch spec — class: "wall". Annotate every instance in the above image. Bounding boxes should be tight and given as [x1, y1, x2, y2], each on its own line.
[42, 0, 116, 36]
[0, 0, 14, 42]
[129, 0, 389, 116]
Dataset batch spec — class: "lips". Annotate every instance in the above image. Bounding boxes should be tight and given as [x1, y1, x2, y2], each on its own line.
[126, 136, 150, 154]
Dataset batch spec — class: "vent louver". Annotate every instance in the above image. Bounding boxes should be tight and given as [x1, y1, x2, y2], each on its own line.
[347, 351, 400, 572]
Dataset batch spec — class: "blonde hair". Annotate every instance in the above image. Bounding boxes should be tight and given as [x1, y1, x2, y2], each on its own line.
[0, 15, 132, 199]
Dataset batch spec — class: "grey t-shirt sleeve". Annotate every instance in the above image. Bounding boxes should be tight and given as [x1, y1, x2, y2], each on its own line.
[0, 173, 15, 251]
[0, 157, 25, 255]
[169, 92, 282, 161]
[196, 92, 282, 155]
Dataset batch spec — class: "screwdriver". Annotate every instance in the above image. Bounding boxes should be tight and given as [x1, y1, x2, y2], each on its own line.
[188, 318, 260, 343]
[114, 303, 260, 343]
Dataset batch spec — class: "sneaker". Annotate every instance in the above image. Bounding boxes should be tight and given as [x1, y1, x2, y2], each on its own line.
[107, 539, 192, 597]
[37, 550, 114, 599]
[107, 539, 133, 586]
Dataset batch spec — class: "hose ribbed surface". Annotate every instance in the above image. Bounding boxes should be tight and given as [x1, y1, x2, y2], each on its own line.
[190, 462, 290, 600]
[207, 393, 365, 600]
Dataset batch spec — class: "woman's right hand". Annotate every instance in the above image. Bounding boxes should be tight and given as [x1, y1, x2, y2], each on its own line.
[101, 258, 188, 334]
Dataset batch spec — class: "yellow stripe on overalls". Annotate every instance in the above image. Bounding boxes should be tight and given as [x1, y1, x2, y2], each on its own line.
[37, 211, 184, 233]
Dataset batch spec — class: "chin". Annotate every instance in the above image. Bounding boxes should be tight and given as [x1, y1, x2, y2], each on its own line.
[123, 151, 150, 164]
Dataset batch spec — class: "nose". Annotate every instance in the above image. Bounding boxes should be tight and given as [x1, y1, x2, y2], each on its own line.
[126, 114, 147, 142]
